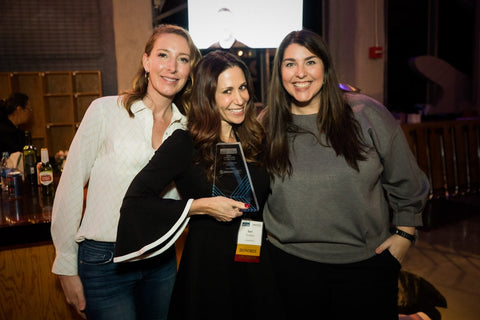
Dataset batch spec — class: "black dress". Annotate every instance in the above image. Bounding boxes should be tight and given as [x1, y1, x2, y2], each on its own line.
[115, 129, 285, 320]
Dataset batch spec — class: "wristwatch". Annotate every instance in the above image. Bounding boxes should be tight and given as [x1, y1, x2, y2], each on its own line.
[394, 228, 416, 243]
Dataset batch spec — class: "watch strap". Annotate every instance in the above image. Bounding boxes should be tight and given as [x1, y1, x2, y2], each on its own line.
[394, 228, 416, 243]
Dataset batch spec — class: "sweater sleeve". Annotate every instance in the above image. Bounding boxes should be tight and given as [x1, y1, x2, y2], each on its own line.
[51, 99, 106, 275]
[114, 130, 193, 262]
[355, 95, 430, 227]
[380, 124, 430, 226]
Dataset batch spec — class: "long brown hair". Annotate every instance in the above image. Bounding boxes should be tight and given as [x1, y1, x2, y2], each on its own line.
[188, 50, 264, 181]
[121, 24, 202, 117]
[263, 29, 366, 178]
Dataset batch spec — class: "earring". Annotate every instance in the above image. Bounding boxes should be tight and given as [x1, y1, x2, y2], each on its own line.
[145, 71, 150, 82]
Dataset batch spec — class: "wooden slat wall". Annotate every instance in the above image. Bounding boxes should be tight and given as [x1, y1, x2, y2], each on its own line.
[401, 119, 480, 199]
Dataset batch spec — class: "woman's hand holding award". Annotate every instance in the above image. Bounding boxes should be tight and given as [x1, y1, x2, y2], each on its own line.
[212, 142, 262, 263]
[212, 142, 259, 213]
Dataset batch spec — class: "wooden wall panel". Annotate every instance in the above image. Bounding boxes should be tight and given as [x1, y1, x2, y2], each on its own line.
[0, 242, 82, 320]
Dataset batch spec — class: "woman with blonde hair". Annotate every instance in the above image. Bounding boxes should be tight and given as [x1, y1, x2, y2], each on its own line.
[51, 24, 201, 319]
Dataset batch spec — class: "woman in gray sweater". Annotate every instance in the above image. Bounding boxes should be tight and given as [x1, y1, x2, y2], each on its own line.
[261, 29, 430, 319]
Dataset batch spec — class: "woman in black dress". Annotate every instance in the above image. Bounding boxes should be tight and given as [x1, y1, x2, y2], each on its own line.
[114, 51, 284, 320]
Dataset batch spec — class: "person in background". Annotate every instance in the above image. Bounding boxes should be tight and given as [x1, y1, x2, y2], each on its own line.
[207, 7, 248, 50]
[50, 24, 201, 320]
[261, 29, 430, 319]
[0, 92, 32, 154]
[114, 50, 285, 320]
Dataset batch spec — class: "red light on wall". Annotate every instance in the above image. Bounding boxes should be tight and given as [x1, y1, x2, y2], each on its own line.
[369, 46, 383, 59]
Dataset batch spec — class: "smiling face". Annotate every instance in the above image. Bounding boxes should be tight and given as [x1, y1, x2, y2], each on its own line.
[143, 33, 192, 101]
[215, 66, 249, 136]
[281, 43, 325, 115]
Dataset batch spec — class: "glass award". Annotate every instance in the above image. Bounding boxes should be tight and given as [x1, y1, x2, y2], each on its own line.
[212, 142, 259, 212]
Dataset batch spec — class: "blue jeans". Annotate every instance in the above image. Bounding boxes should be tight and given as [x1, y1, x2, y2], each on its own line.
[78, 239, 177, 320]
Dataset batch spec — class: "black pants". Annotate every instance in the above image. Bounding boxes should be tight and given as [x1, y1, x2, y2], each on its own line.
[265, 241, 400, 320]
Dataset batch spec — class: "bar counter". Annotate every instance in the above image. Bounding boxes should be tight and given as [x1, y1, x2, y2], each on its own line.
[0, 184, 81, 320]
[0, 185, 52, 246]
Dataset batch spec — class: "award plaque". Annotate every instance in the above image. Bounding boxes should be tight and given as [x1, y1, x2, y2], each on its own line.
[212, 142, 259, 212]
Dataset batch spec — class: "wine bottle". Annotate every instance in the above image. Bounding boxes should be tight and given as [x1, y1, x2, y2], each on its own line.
[23, 131, 37, 185]
[39, 148, 55, 202]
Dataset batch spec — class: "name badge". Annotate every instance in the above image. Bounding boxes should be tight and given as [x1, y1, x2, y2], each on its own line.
[235, 219, 263, 263]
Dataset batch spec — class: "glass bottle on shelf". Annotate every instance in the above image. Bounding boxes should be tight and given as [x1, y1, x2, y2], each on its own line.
[23, 131, 37, 186]
[39, 148, 55, 207]
[1, 151, 12, 192]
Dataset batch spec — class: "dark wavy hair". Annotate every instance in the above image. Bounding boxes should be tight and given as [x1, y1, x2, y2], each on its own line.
[121, 24, 202, 117]
[188, 50, 264, 181]
[0, 92, 29, 118]
[263, 29, 366, 179]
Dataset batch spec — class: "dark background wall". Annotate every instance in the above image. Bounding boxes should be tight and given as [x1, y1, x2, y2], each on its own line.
[0, 0, 118, 95]
[386, 0, 476, 114]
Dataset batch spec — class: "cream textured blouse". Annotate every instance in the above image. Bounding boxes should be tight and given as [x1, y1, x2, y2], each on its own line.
[51, 96, 186, 275]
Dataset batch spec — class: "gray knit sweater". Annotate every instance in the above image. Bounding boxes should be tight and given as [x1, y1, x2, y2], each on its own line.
[264, 92, 430, 264]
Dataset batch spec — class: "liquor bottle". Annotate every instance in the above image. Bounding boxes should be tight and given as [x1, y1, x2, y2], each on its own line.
[23, 131, 37, 185]
[39, 148, 55, 202]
